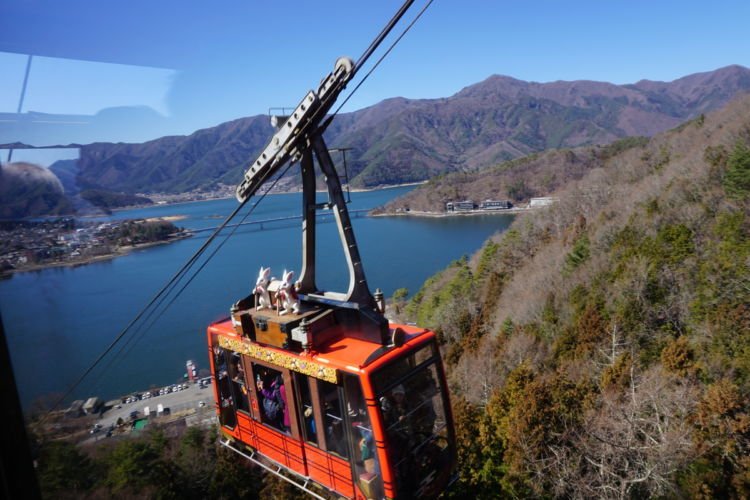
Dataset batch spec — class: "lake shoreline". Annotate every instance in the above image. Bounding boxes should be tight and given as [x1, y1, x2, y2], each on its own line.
[372, 206, 529, 218]
[112, 181, 428, 213]
[1, 233, 191, 278]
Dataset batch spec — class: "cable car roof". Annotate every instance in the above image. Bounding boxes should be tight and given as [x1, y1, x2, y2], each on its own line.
[209, 318, 433, 378]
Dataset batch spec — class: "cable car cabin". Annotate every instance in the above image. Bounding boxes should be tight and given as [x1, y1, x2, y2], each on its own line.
[207, 300, 456, 499]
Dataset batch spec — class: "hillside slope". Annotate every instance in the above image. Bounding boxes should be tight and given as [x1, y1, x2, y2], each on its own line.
[67, 65, 750, 194]
[378, 136, 650, 213]
[398, 95, 750, 497]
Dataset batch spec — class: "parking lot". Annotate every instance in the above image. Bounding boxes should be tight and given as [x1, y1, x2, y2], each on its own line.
[91, 378, 215, 436]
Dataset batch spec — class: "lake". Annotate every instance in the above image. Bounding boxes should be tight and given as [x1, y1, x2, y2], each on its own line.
[0, 186, 514, 409]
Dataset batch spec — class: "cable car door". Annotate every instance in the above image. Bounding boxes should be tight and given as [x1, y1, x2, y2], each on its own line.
[294, 372, 356, 497]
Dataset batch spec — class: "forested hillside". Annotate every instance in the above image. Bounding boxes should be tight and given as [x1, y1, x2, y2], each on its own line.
[378, 136, 649, 212]
[395, 96, 750, 497]
[33, 426, 305, 499]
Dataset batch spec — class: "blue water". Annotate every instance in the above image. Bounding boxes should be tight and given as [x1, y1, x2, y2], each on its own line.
[0, 186, 514, 409]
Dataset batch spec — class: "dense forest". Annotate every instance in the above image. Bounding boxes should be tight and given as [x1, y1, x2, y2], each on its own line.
[392, 95, 750, 497]
[34, 426, 305, 499]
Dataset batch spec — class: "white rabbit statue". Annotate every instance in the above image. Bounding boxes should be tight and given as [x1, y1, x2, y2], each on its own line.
[254, 267, 272, 311]
[277, 269, 300, 316]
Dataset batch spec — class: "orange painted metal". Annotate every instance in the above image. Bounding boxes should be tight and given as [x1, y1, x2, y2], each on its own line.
[240, 413, 307, 476]
[208, 317, 442, 499]
[303, 444, 354, 497]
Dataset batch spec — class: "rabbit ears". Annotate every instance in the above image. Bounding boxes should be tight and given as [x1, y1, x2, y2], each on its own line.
[282, 269, 295, 282]
[258, 266, 271, 279]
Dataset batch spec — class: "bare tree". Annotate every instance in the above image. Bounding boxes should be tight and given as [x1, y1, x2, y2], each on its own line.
[548, 366, 697, 499]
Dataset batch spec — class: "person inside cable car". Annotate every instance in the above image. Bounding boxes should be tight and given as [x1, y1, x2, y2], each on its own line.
[323, 398, 347, 457]
[212, 347, 238, 427]
[277, 376, 289, 432]
[229, 354, 244, 383]
[358, 428, 378, 474]
[303, 406, 316, 440]
[256, 368, 287, 432]
[381, 384, 411, 438]
[410, 374, 438, 441]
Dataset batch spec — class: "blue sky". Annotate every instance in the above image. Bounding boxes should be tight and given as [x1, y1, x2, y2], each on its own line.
[1, 0, 749, 154]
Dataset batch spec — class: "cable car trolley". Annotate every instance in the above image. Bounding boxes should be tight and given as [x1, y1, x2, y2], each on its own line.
[207, 1, 456, 498]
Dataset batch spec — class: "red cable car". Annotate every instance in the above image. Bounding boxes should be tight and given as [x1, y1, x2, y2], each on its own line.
[208, 308, 456, 499]
[207, 3, 456, 497]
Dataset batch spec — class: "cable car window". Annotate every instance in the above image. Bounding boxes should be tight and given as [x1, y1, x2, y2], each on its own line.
[318, 380, 349, 459]
[343, 374, 384, 498]
[294, 372, 318, 446]
[212, 346, 237, 428]
[228, 352, 249, 413]
[253, 364, 289, 433]
[373, 344, 452, 498]
[371, 342, 436, 395]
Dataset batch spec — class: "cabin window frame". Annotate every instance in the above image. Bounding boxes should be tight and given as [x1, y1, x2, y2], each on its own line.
[313, 377, 351, 460]
[293, 371, 322, 448]
[370, 339, 454, 498]
[212, 345, 238, 430]
[246, 358, 299, 439]
[227, 351, 251, 415]
[293, 373, 360, 461]
[342, 373, 384, 498]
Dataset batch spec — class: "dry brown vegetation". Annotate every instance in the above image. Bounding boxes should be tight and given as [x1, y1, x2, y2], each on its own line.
[402, 95, 750, 497]
[377, 136, 651, 213]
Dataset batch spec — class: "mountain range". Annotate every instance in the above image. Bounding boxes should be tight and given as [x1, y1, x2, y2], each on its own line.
[60, 64, 750, 196]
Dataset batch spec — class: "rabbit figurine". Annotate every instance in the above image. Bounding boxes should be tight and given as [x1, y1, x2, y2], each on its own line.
[277, 269, 300, 316]
[254, 267, 272, 310]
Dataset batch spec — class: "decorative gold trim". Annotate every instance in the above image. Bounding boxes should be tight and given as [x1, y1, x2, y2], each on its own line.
[218, 336, 338, 384]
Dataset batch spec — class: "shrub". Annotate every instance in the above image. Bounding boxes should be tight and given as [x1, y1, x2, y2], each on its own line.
[723, 141, 750, 198]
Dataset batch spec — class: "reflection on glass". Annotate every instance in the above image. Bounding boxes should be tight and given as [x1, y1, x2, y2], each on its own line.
[228, 352, 249, 413]
[373, 342, 452, 498]
[344, 374, 384, 500]
[1, 52, 175, 146]
[294, 372, 318, 446]
[317, 379, 349, 459]
[213, 346, 237, 428]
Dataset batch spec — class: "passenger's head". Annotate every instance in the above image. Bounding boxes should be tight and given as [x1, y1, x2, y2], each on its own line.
[392, 384, 406, 401]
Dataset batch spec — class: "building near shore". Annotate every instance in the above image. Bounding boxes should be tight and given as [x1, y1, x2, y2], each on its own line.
[529, 197, 557, 208]
[479, 199, 513, 210]
[445, 200, 476, 212]
[83, 397, 103, 415]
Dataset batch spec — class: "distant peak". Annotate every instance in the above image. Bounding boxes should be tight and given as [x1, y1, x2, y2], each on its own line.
[632, 64, 750, 87]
